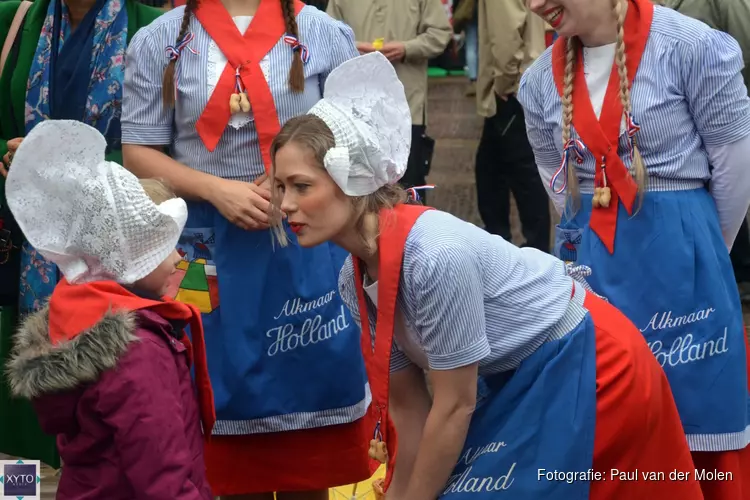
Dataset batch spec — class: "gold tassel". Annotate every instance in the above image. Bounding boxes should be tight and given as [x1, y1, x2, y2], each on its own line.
[229, 93, 242, 114]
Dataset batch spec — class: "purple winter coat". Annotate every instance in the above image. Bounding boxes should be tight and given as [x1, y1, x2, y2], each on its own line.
[6, 306, 213, 499]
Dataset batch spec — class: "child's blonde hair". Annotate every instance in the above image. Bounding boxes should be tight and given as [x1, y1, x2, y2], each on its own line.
[140, 178, 176, 205]
[561, 0, 646, 215]
[269, 115, 407, 252]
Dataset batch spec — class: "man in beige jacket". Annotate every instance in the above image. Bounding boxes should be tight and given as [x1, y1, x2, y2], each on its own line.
[327, 0, 452, 200]
[475, 0, 550, 251]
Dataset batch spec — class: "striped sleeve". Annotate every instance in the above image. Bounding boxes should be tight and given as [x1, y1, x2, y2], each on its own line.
[122, 29, 174, 146]
[684, 28, 750, 147]
[518, 62, 566, 214]
[338, 257, 414, 373]
[318, 18, 358, 92]
[410, 246, 490, 371]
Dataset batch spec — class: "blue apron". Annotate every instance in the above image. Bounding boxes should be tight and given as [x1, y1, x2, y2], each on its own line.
[174, 202, 367, 434]
[555, 189, 749, 449]
[441, 314, 597, 499]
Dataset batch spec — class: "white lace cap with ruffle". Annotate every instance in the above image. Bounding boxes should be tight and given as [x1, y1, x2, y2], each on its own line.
[307, 51, 412, 196]
[5, 120, 188, 285]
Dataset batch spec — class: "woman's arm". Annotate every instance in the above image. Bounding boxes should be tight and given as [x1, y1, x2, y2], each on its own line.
[393, 246, 490, 499]
[684, 28, 750, 248]
[399, 363, 478, 500]
[517, 67, 566, 215]
[386, 364, 433, 498]
[706, 137, 750, 249]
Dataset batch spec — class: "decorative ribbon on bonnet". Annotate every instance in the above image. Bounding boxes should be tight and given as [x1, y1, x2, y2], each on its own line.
[406, 185, 436, 203]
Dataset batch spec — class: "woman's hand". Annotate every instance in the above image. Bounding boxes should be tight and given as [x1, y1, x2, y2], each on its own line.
[207, 177, 272, 231]
[357, 41, 375, 54]
[1, 138, 23, 178]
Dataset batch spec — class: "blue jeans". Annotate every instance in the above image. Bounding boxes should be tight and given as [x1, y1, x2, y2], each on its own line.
[465, 20, 478, 81]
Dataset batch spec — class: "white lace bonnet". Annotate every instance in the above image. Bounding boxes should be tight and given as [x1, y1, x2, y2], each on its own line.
[4, 120, 188, 285]
[307, 51, 412, 196]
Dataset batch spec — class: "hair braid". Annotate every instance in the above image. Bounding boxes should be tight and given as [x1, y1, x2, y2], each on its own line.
[612, 0, 646, 207]
[162, 0, 198, 108]
[561, 36, 580, 215]
[281, 0, 305, 93]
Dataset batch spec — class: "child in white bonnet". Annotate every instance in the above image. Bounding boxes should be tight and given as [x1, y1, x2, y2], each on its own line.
[4, 120, 215, 500]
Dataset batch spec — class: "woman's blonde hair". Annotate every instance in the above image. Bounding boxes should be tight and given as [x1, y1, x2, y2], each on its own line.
[561, 0, 646, 215]
[140, 178, 176, 204]
[269, 115, 407, 251]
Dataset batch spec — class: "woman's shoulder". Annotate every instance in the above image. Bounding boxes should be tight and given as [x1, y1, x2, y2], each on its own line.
[298, 4, 355, 43]
[403, 210, 488, 276]
[127, 5, 188, 50]
[650, 5, 738, 55]
[522, 45, 553, 84]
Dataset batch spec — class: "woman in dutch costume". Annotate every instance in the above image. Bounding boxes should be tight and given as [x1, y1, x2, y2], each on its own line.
[517, 0, 750, 497]
[120, 0, 370, 498]
[269, 51, 702, 500]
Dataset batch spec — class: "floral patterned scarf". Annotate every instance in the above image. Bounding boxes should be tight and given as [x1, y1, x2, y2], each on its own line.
[25, 0, 128, 138]
[20, 0, 128, 314]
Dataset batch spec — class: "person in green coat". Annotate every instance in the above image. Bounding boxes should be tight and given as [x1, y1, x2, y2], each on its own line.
[0, 0, 162, 468]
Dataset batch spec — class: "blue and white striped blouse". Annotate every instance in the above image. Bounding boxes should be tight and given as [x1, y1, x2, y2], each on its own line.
[518, 6, 750, 196]
[121, 5, 358, 181]
[338, 210, 588, 374]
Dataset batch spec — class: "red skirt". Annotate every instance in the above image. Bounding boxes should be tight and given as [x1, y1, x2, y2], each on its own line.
[204, 416, 372, 495]
[586, 293, 704, 498]
[687, 329, 750, 500]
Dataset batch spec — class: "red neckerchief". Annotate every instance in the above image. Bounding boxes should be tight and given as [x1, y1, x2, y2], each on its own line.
[352, 203, 432, 491]
[49, 279, 216, 438]
[193, 0, 304, 169]
[551, 0, 653, 254]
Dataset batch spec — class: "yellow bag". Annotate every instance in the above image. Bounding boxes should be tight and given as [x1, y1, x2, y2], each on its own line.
[329, 465, 386, 500]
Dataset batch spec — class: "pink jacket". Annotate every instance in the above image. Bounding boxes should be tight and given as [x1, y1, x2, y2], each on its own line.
[6, 306, 213, 499]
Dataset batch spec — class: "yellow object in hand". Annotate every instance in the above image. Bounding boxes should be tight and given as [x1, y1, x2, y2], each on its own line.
[373, 38, 384, 50]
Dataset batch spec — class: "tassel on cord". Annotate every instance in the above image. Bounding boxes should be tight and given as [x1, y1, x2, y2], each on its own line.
[229, 67, 251, 114]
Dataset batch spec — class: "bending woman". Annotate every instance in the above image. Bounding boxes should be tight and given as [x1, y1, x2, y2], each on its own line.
[517, 0, 750, 497]
[269, 51, 702, 500]
[121, 0, 370, 498]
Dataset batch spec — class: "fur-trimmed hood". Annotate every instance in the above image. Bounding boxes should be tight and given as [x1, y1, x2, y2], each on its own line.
[6, 305, 140, 400]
